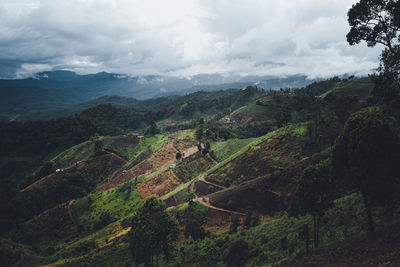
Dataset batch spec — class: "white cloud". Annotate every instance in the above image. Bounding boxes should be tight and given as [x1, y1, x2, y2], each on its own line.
[0, 0, 381, 78]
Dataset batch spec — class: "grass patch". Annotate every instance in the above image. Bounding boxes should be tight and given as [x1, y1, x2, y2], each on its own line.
[73, 181, 143, 232]
[204, 123, 306, 179]
[210, 137, 258, 162]
[51, 140, 95, 168]
[231, 102, 268, 115]
[320, 77, 373, 100]
[173, 154, 212, 182]
[130, 135, 169, 161]
[161, 180, 193, 200]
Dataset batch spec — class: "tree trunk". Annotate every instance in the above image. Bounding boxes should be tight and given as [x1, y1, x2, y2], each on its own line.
[305, 225, 309, 254]
[362, 192, 375, 236]
[313, 215, 318, 248]
[316, 216, 320, 248]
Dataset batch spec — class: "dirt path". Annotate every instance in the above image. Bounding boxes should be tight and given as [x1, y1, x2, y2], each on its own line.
[208, 155, 219, 165]
[101, 148, 128, 163]
[196, 196, 245, 216]
[182, 146, 199, 159]
[170, 140, 180, 154]
[68, 200, 79, 235]
[170, 170, 182, 185]
[199, 176, 226, 189]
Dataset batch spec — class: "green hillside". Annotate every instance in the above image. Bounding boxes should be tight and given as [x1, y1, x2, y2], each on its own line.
[2, 72, 400, 267]
[320, 77, 373, 99]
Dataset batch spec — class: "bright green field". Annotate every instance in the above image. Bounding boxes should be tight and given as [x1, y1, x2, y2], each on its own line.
[231, 102, 268, 115]
[72, 181, 143, 232]
[51, 140, 95, 168]
[210, 137, 258, 162]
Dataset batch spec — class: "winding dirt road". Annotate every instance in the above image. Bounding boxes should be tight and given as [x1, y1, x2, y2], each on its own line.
[101, 148, 128, 163]
[199, 176, 226, 189]
[196, 196, 245, 216]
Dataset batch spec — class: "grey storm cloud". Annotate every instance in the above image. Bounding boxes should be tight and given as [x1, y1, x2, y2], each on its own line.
[0, 0, 382, 79]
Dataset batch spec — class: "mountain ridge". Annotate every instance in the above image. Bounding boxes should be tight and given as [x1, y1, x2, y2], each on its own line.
[0, 71, 317, 121]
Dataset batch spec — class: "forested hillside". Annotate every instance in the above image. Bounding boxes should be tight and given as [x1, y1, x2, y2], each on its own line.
[1, 0, 400, 266]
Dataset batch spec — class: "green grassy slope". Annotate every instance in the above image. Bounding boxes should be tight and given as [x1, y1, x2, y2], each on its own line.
[320, 77, 373, 99]
[206, 123, 307, 187]
[73, 181, 142, 232]
[210, 137, 258, 162]
[51, 141, 95, 168]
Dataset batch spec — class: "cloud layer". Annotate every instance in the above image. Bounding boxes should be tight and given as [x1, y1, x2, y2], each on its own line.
[0, 0, 382, 78]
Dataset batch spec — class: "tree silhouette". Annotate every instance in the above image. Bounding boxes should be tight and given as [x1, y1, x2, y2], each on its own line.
[332, 107, 400, 235]
[294, 159, 335, 248]
[347, 0, 400, 101]
[129, 197, 179, 266]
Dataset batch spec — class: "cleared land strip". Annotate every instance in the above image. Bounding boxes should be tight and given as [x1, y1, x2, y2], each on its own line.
[68, 200, 79, 235]
[196, 196, 245, 216]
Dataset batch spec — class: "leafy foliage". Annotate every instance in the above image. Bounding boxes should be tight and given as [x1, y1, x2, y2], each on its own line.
[332, 106, 400, 234]
[293, 159, 336, 247]
[347, 0, 400, 102]
[183, 200, 208, 241]
[129, 197, 179, 266]
[73, 181, 142, 233]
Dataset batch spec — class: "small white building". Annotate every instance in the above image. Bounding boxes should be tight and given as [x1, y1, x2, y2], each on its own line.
[169, 164, 176, 169]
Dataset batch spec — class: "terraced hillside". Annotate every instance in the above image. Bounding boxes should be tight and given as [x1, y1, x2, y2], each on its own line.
[206, 124, 308, 187]
[2, 76, 399, 267]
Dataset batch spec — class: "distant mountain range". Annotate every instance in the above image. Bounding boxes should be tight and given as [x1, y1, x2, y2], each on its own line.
[0, 70, 317, 121]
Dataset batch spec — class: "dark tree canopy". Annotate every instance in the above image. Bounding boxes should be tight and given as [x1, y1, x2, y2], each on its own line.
[295, 160, 335, 218]
[294, 159, 335, 248]
[347, 0, 400, 101]
[347, 0, 400, 51]
[129, 197, 179, 266]
[332, 107, 400, 234]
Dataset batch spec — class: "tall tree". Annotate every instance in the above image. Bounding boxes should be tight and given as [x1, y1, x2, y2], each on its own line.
[347, 0, 400, 51]
[347, 0, 400, 100]
[294, 159, 335, 248]
[129, 197, 179, 266]
[331, 107, 400, 235]
[183, 199, 207, 241]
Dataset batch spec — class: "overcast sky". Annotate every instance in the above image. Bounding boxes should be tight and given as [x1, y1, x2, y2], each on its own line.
[0, 0, 382, 79]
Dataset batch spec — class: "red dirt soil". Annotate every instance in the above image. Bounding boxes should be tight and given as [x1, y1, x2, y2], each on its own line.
[172, 139, 198, 157]
[96, 141, 178, 192]
[163, 119, 193, 126]
[137, 170, 182, 199]
[148, 141, 179, 170]
[96, 160, 152, 192]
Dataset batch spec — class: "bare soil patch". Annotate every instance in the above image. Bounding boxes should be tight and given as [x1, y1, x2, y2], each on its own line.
[96, 160, 152, 192]
[207, 155, 320, 215]
[137, 170, 182, 199]
[109, 136, 139, 148]
[97, 141, 177, 192]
